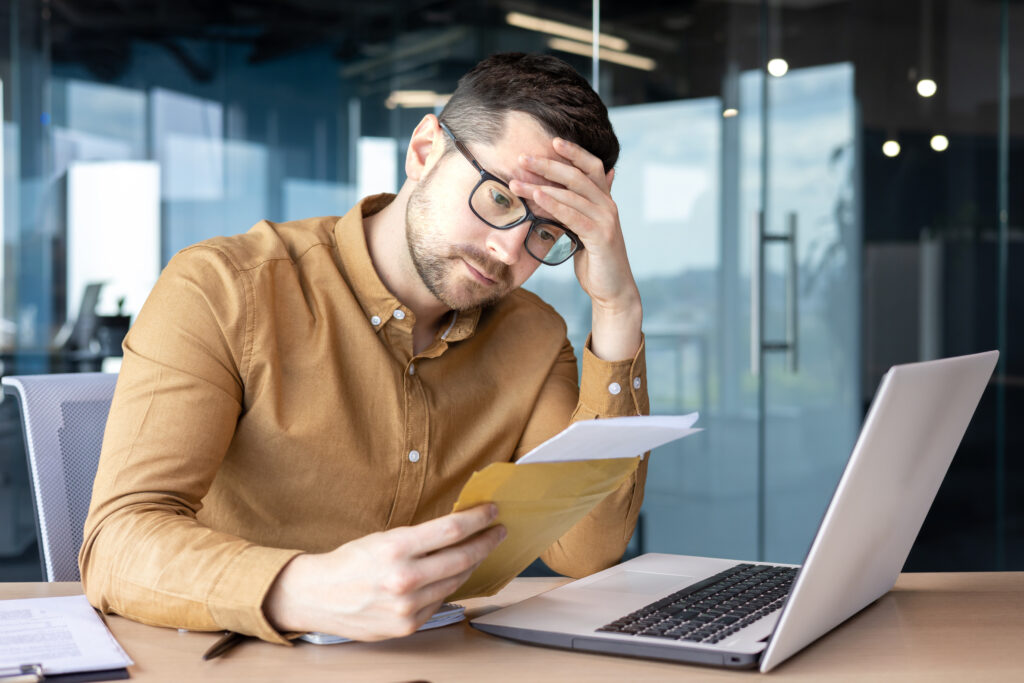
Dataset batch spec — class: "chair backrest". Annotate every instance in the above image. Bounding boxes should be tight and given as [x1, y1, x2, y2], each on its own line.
[1, 373, 118, 581]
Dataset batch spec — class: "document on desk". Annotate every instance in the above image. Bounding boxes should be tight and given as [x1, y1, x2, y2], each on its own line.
[0, 595, 133, 677]
[448, 413, 701, 601]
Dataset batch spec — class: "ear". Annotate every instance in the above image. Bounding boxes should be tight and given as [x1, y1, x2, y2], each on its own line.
[606, 167, 615, 190]
[405, 114, 447, 182]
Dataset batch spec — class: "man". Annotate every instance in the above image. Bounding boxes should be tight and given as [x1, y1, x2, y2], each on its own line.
[80, 53, 649, 645]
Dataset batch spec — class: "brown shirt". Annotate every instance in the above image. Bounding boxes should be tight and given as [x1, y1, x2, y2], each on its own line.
[80, 194, 649, 644]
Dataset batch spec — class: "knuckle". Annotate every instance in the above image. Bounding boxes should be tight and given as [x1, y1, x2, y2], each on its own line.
[391, 596, 418, 619]
[462, 542, 487, 568]
[378, 538, 403, 562]
[382, 567, 417, 595]
[439, 518, 463, 544]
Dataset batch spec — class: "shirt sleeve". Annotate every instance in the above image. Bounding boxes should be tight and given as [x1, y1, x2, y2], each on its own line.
[536, 334, 651, 578]
[79, 246, 301, 645]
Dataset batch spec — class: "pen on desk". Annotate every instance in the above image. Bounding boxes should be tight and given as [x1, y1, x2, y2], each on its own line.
[0, 664, 43, 683]
[202, 631, 246, 660]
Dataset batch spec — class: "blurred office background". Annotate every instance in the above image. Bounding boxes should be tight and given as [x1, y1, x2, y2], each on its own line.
[0, 0, 1020, 580]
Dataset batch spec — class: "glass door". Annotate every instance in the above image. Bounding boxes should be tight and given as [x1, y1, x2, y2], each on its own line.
[527, 2, 862, 564]
[756, 61, 861, 562]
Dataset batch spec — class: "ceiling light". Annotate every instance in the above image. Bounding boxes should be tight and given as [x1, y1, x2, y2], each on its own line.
[547, 38, 655, 72]
[882, 140, 901, 158]
[506, 12, 629, 51]
[916, 79, 937, 97]
[767, 58, 789, 77]
[384, 90, 451, 110]
[930, 134, 949, 152]
[723, 108, 739, 118]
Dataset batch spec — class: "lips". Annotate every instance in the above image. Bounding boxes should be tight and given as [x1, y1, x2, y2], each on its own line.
[462, 259, 497, 285]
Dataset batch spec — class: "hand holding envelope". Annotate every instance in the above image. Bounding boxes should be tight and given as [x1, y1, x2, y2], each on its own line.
[447, 413, 701, 601]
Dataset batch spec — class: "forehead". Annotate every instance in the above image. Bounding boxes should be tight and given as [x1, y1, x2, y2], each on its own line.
[467, 111, 560, 186]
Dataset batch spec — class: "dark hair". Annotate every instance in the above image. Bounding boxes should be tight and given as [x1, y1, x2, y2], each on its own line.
[439, 53, 619, 171]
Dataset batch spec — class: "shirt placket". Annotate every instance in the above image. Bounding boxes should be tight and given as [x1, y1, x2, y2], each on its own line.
[381, 306, 430, 529]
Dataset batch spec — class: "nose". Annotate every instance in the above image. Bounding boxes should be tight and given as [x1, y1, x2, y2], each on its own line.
[484, 224, 528, 266]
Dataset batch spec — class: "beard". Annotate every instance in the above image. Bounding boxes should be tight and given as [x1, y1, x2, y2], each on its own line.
[405, 171, 514, 311]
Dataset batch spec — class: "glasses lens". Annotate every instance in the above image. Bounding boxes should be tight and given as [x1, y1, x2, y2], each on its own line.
[527, 223, 578, 265]
[470, 179, 526, 228]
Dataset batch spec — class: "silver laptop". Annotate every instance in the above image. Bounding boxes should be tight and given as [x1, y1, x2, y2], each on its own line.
[472, 351, 999, 672]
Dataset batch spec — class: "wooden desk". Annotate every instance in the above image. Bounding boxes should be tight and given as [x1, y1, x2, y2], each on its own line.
[3, 573, 1023, 681]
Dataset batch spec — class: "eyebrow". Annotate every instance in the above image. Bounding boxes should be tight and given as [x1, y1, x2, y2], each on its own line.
[475, 154, 516, 189]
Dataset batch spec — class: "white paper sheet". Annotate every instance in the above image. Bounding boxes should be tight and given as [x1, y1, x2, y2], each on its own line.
[515, 413, 701, 465]
[0, 595, 133, 676]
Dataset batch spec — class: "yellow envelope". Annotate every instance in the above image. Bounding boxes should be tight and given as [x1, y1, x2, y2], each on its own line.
[446, 456, 640, 601]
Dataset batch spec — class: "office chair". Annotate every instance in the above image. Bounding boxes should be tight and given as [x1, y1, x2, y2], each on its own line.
[2, 373, 118, 581]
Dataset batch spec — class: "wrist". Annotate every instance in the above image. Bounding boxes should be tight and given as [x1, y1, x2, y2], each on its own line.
[590, 297, 643, 362]
[263, 553, 312, 633]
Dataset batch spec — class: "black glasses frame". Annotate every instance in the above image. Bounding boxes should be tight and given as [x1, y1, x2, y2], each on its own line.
[438, 121, 582, 266]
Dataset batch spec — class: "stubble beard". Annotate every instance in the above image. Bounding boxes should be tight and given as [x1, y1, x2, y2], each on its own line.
[405, 173, 514, 311]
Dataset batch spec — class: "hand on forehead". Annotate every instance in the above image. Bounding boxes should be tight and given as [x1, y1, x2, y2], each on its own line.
[494, 111, 570, 192]
[510, 162, 565, 192]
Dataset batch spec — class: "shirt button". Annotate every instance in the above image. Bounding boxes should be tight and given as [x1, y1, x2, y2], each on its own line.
[608, 382, 622, 395]
[408, 450, 421, 463]
[394, 309, 406, 320]
[633, 377, 642, 390]
[408, 364, 415, 375]
[370, 315, 381, 326]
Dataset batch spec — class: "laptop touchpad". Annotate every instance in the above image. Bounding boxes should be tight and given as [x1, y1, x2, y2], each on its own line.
[579, 571, 694, 595]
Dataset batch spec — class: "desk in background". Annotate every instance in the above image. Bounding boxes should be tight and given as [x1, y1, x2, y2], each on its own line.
[3, 573, 1023, 682]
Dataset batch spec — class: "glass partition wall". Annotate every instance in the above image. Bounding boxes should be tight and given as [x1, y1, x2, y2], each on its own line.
[1, 0, 1019, 580]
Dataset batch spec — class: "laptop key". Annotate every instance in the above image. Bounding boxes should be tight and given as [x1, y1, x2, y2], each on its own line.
[598, 563, 797, 637]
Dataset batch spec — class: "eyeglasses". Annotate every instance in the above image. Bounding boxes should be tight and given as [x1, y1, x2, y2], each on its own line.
[438, 121, 582, 266]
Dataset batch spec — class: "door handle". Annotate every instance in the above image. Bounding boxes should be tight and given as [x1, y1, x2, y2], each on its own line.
[753, 211, 799, 375]
[785, 212, 799, 373]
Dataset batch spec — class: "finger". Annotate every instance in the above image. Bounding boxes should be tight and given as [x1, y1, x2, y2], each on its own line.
[520, 154, 598, 194]
[526, 184, 607, 229]
[397, 504, 499, 556]
[509, 165, 559, 189]
[527, 187, 598, 237]
[420, 524, 505, 577]
[412, 599, 445, 630]
[510, 175, 608, 223]
[403, 524, 503, 593]
[411, 554, 483, 608]
[518, 155, 607, 204]
[552, 137, 607, 183]
[386, 540, 492, 635]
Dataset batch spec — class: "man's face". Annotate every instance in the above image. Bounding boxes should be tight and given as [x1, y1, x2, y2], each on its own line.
[404, 112, 561, 311]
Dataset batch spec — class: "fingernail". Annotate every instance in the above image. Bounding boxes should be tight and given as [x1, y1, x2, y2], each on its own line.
[498, 526, 508, 541]
[520, 154, 534, 163]
[489, 503, 499, 519]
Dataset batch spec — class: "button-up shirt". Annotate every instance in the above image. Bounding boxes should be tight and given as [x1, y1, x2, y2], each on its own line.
[80, 194, 649, 644]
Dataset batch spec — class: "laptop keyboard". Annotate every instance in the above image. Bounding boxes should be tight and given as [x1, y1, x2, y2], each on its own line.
[597, 563, 798, 645]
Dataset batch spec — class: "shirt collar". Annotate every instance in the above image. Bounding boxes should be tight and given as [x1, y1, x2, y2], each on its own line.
[333, 194, 482, 342]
